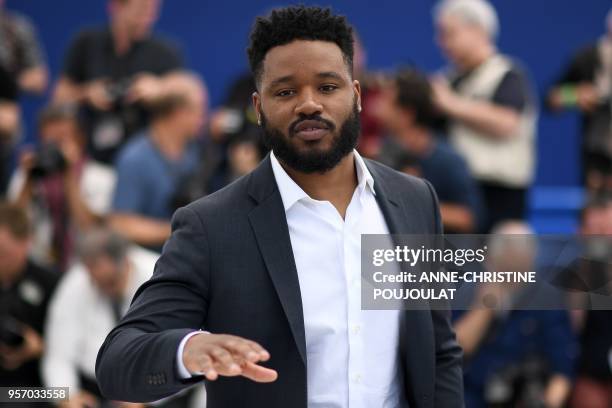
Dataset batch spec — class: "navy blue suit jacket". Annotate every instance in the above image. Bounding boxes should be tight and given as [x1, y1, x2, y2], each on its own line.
[95, 155, 464, 407]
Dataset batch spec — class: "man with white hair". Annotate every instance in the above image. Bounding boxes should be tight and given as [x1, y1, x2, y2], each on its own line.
[43, 228, 158, 407]
[432, 0, 537, 232]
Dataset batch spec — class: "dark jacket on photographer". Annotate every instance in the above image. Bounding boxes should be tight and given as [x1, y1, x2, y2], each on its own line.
[0, 259, 58, 387]
[57, 26, 183, 164]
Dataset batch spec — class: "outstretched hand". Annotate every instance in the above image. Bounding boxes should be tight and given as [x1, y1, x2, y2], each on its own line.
[182, 333, 278, 383]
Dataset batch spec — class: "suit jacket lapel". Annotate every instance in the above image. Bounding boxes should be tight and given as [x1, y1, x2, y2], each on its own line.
[366, 160, 436, 405]
[366, 160, 406, 235]
[247, 156, 307, 365]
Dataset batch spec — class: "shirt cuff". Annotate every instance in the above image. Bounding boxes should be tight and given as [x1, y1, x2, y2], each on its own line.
[176, 330, 208, 379]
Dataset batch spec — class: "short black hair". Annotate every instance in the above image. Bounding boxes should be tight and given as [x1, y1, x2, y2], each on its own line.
[247, 5, 354, 87]
[394, 68, 439, 129]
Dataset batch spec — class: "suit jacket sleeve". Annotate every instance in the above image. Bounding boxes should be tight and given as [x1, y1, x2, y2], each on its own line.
[425, 179, 465, 407]
[96, 206, 209, 402]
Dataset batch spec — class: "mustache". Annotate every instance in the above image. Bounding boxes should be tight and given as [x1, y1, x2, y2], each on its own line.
[288, 114, 336, 137]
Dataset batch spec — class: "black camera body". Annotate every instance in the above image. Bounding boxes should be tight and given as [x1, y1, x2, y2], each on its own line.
[106, 78, 133, 108]
[29, 144, 67, 180]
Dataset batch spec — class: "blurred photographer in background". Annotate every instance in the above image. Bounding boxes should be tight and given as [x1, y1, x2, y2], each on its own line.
[0, 0, 47, 95]
[0, 202, 57, 391]
[7, 105, 116, 270]
[568, 196, 612, 408]
[0, 0, 49, 193]
[548, 9, 612, 192]
[43, 228, 160, 408]
[201, 72, 265, 195]
[375, 68, 483, 233]
[432, 0, 537, 232]
[52, 0, 185, 165]
[109, 73, 206, 251]
[453, 221, 576, 408]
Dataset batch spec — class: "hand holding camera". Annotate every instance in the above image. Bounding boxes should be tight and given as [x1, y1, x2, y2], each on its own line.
[25, 144, 68, 180]
[84, 79, 114, 111]
[126, 73, 164, 104]
[0, 319, 43, 371]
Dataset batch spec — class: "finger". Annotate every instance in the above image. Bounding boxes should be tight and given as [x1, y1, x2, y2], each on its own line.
[204, 369, 218, 381]
[222, 338, 261, 363]
[209, 347, 241, 376]
[240, 361, 278, 383]
[98, 97, 113, 110]
[126, 87, 141, 102]
[92, 99, 111, 111]
[80, 392, 98, 407]
[194, 354, 218, 380]
[244, 340, 271, 361]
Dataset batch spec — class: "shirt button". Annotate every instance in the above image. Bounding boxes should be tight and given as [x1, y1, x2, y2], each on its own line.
[352, 373, 362, 384]
[352, 325, 361, 335]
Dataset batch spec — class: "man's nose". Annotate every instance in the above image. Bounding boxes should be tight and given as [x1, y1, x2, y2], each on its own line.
[295, 89, 323, 116]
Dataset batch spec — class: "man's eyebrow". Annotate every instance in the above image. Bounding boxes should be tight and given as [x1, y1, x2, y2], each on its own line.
[316, 71, 345, 81]
[268, 72, 346, 89]
[268, 75, 294, 89]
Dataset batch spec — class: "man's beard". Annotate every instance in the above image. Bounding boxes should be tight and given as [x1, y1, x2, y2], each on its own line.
[260, 103, 361, 174]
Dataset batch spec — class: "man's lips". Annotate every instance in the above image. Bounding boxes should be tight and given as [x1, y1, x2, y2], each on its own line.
[293, 120, 330, 141]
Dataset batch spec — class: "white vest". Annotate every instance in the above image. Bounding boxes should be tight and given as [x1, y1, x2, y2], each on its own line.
[449, 55, 537, 187]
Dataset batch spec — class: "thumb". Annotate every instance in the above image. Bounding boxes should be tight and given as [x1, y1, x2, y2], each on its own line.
[240, 361, 278, 383]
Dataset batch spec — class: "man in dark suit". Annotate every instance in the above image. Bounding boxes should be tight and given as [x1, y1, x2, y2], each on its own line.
[96, 5, 464, 407]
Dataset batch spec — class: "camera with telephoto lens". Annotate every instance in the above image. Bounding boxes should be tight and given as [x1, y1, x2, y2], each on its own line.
[29, 143, 67, 180]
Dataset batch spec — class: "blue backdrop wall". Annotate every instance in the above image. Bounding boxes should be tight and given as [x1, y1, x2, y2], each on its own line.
[7, 0, 610, 186]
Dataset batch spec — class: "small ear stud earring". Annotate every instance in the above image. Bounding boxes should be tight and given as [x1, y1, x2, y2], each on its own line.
[257, 118, 262, 126]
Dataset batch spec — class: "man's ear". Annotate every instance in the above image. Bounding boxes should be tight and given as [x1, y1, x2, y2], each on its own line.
[252, 91, 262, 125]
[353, 80, 362, 112]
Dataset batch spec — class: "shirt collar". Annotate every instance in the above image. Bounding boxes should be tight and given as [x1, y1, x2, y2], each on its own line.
[270, 149, 376, 212]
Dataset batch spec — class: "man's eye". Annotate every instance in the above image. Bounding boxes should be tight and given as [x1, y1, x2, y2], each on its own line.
[320, 84, 338, 93]
[276, 89, 295, 97]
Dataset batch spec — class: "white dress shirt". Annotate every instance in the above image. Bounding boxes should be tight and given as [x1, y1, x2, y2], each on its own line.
[178, 150, 404, 407]
[43, 246, 158, 391]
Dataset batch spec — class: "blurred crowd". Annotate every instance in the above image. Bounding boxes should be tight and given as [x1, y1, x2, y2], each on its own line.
[0, 0, 611, 407]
